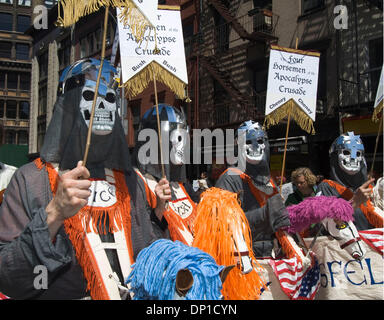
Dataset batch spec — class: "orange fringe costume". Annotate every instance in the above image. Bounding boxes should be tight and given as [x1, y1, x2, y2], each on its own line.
[192, 187, 266, 300]
[135, 169, 196, 246]
[322, 179, 383, 228]
[220, 168, 304, 262]
[34, 158, 134, 300]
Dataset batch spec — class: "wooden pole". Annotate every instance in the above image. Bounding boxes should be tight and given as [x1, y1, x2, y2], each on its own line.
[82, 6, 110, 167]
[370, 116, 383, 177]
[279, 102, 292, 192]
[279, 38, 299, 193]
[151, 64, 166, 179]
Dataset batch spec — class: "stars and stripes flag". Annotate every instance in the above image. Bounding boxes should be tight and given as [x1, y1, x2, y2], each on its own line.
[269, 255, 320, 300]
[0, 292, 9, 300]
[359, 228, 383, 256]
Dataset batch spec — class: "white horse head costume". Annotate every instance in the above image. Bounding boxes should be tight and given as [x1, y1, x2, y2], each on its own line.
[286, 196, 366, 260]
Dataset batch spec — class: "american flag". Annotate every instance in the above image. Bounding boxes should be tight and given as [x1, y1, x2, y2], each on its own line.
[0, 292, 9, 300]
[269, 255, 320, 300]
[359, 228, 383, 256]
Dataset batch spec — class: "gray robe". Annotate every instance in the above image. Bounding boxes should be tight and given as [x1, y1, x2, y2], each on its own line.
[216, 170, 290, 258]
[0, 162, 164, 299]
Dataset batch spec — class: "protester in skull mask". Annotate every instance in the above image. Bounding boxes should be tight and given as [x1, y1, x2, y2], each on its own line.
[215, 120, 291, 258]
[317, 132, 381, 230]
[0, 59, 165, 300]
[133, 104, 198, 246]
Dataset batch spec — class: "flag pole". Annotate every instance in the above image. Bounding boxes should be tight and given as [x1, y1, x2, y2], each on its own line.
[370, 115, 383, 177]
[151, 64, 166, 179]
[279, 38, 299, 193]
[83, 5, 110, 167]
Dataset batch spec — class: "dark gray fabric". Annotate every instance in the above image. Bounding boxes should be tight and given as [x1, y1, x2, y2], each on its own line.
[0, 162, 164, 299]
[215, 169, 290, 257]
[317, 181, 373, 231]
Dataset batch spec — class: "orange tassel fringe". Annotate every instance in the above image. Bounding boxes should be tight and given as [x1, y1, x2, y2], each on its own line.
[192, 187, 266, 300]
[34, 158, 134, 300]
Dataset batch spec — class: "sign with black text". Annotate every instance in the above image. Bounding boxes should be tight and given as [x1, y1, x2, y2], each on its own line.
[265, 46, 320, 121]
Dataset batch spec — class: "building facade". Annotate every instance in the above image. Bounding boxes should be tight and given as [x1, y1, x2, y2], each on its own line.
[0, 0, 34, 166]
[26, 0, 382, 181]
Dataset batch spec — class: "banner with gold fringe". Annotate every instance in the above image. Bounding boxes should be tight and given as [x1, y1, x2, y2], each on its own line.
[264, 45, 320, 134]
[372, 66, 383, 123]
[56, 0, 158, 42]
[117, 5, 188, 100]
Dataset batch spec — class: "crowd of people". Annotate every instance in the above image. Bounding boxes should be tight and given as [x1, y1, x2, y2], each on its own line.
[0, 59, 382, 300]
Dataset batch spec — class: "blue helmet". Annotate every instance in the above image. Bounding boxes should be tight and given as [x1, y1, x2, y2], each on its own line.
[58, 58, 119, 97]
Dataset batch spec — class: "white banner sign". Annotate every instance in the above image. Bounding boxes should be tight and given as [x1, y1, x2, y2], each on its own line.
[260, 232, 383, 300]
[118, 6, 188, 85]
[374, 66, 383, 109]
[265, 46, 320, 121]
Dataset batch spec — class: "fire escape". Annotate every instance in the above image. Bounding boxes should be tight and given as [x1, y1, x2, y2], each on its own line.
[188, 0, 279, 129]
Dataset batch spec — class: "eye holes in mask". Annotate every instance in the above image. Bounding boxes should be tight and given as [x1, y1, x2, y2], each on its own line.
[82, 90, 116, 103]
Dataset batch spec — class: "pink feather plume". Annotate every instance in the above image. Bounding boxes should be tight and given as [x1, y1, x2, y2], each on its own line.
[286, 196, 354, 233]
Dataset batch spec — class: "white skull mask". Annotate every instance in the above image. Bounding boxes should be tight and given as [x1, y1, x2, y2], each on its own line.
[80, 85, 117, 135]
[331, 132, 365, 176]
[170, 128, 188, 165]
[245, 138, 266, 165]
[338, 148, 364, 175]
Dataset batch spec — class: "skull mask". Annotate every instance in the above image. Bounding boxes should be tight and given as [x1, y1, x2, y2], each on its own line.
[169, 125, 189, 165]
[238, 121, 267, 165]
[330, 132, 365, 175]
[136, 104, 189, 182]
[80, 81, 117, 135]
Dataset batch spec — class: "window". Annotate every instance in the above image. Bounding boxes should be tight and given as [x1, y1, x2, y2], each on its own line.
[0, 0, 13, 4]
[0, 100, 4, 118]
[18, 0, 31, 6]
[150, 91, 165, 105]
[0, 42, 12, 59]
[80, 37, 87, 58]
[37, 117, 46, 151]
[87, 33, 95, 55]
[58, 37, 71, 69]
[38, 86, 47, 116]
[0, 72, 5, 89]
[302, 0, 324, 15]
[17, 15, 31, 33]
[19, 101, 29, 119]
[16, 43, 30, 60]
[20, 72, 30, 90]
[38, 51, 48, 80]
[6, 100, 17, 119]
[0, 13, 13, 31]
[5, 131, 16, 145]
[18, 130, 28, 145]
[7, 73, 17, 90]
[369, 38, 383, 98]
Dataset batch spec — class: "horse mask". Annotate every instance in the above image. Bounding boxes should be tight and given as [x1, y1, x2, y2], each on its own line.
[236, 120, 270, 185]
[135, 104, 188, 183]
[329, 132, 367, 190]
[40, 58, 131, 178]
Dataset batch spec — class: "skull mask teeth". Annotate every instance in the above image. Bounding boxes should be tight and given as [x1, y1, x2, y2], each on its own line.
[338, 148, 363, 174]
[80, 86, 117, 135]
